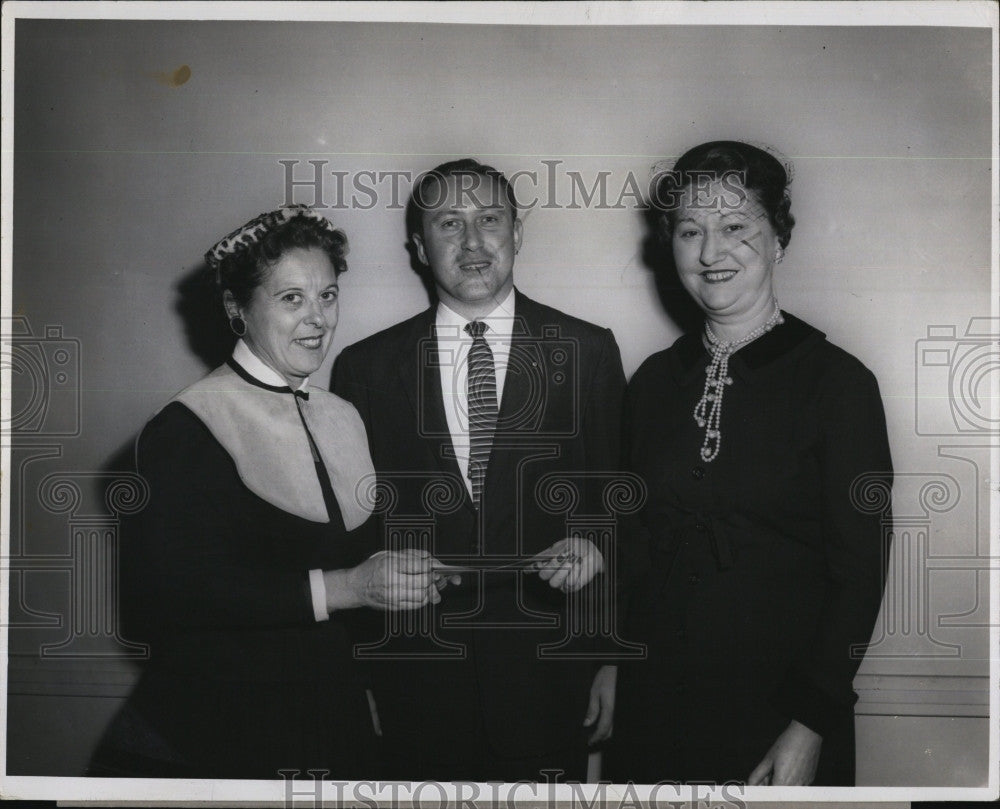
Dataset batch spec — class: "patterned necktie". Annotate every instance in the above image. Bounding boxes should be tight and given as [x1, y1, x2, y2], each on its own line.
[465, 320, 498, 507]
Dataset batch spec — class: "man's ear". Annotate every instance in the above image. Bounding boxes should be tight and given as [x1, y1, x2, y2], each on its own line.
[412, 233, 428, 266]
[513, 218, 523, 255]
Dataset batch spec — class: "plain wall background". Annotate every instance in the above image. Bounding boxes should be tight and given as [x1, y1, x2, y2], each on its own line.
[6, 19, 994, 784]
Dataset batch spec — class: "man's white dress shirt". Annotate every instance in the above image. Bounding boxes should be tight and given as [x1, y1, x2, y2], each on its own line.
[435, 287, 516, 497]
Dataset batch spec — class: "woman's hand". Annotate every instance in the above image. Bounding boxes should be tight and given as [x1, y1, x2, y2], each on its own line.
[531, 538, 605, 593]
[326, 549, 451, 612]
[747, 720, 822, 786]
[583, 665, 617, 744]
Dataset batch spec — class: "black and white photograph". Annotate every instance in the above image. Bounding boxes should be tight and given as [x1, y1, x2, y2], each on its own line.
[1, 1, 997, 805]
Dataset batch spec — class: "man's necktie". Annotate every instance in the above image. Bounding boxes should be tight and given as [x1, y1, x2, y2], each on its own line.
[465, 320, 498, 507]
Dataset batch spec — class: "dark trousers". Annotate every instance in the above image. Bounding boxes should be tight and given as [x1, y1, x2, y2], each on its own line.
[373, 666, 589, 783]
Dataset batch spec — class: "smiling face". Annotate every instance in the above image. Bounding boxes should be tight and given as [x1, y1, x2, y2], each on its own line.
[412, 172, 522, 319]
[225, 247, 339, 388]
[672, 179, 779, 329]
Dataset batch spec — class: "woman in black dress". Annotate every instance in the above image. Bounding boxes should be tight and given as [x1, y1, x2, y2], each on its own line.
[610, 142, 893, 786]
[91, 206, 451, 779]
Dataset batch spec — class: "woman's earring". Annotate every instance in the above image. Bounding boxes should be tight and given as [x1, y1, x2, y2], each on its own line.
[775, 247, 785, 265]
[229, 315, 247, 337]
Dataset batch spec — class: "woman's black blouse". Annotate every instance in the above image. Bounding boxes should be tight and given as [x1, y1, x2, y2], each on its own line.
[612, 312, 893, 784]
[96, 401, 378, 779]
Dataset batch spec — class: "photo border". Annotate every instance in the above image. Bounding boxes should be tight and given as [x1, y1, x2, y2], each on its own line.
[1, 1, 997, 804]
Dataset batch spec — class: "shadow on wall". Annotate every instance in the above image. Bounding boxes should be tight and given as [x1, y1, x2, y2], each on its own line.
[98, 260, 231, 496]
[639, 205, 703, 336]
[175, 262, 237, 372]
[89, 262, 236, 743]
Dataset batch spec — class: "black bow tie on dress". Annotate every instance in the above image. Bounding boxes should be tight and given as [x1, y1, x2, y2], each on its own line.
[226, 359, 309, 399]
[273, 386, 311, 401]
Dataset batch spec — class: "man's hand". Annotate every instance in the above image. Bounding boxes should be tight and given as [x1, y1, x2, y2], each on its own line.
[531, 538, 605, 592]
[747, 719, 822, 786]
[583, 665, 617, 744]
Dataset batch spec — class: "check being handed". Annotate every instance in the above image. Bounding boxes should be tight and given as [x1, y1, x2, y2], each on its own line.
[432, 551, 581, 573]
[431, 538, 604, 593]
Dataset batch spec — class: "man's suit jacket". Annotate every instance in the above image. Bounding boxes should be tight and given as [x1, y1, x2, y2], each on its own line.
[333, 289, 626, 759]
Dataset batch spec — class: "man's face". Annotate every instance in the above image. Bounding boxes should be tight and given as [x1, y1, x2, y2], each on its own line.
[413, 172, 522, 318]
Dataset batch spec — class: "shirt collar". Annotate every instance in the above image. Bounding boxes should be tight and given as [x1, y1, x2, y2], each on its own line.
[435, 286, 517, 343]
[231, 339, 309, 391]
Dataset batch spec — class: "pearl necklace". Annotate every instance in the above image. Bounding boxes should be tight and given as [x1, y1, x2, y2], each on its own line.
[693, 299, 784, 463]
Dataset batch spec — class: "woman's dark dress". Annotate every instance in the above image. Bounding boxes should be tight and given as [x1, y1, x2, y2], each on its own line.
[91, 378, 378, 779]
[608, 313, 892, 785]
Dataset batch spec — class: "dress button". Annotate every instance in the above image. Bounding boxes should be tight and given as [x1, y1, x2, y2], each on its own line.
[691, 466, 705, 480]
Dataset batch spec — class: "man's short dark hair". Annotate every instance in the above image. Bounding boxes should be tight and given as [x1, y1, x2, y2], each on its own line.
[405, 158, 520, 241]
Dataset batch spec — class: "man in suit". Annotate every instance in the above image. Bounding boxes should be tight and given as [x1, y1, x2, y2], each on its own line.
[333, 159, 627, 782]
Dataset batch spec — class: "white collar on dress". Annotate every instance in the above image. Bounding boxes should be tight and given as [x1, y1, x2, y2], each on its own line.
[232, 339, 310, 391]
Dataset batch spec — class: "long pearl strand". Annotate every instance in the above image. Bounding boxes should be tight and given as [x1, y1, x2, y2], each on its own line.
[693, 298, 784, 462]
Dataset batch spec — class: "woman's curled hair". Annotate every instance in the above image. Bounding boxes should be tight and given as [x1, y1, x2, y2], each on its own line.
[206, 206, 349, 308]
[651, 141, 795, 249]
